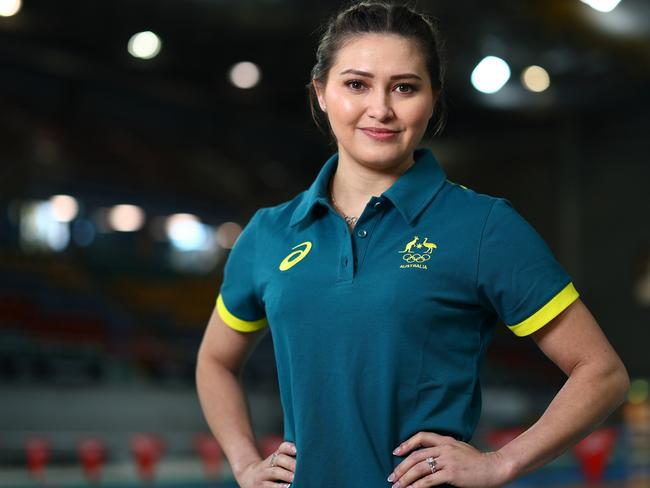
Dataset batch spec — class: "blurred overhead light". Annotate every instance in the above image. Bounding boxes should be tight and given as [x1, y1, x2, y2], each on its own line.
[471, 56, 511, 94]
[229, 61, 261, 89]
[521, 65, 551, 93]
[165, 213, 212, 251]
[49, 194, 79, 222]
[580, 0, 622, 13]
[107, 204, 145, 232]
[19, 200, 70, 252]
[0, 0, 21, 17]
[128, 31, 162, 60]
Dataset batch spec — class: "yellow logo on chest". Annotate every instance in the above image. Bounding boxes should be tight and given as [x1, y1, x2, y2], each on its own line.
[279, 241, 312, 271]
[398, 235, 437, 270]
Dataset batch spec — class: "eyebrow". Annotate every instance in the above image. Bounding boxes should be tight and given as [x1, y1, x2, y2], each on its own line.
[339, 69, 423, 81]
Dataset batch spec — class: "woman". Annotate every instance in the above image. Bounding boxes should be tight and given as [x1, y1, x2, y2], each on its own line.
[195, 2, 630, 487]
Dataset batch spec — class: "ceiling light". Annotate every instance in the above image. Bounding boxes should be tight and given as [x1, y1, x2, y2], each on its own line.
[471, 56, 511, 94]
[580, 0, 622, 13]
[521, 65, 551, 93]
[128, 31, 162, 60]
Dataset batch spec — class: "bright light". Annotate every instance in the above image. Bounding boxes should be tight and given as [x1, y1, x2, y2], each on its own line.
[471, 56, 511, 94]
[107, 204, 145, 232]
[128, 31, 162, 60]
[49, 194, 79, 222]
[19, 200, 70, 252]
[580, 0, 622, 13]
[216, 221, 242, 249]
[229, 61, 261, 89]
[521, 65, 551, 93]
[165, 213, 211, 251]
[0, 0, 21, 17]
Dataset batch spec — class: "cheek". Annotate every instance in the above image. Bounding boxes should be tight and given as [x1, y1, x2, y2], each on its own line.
[326, 91, 361, 124]
[402, 100, 434, 127]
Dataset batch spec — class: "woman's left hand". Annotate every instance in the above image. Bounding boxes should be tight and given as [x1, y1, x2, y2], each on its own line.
[386, 431, 511, 488]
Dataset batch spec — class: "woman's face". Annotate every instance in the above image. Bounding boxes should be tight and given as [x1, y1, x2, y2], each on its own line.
[314, 33, 435, 171]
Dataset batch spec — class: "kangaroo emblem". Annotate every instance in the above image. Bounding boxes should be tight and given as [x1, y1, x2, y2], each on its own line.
[398, 236, 419, 253]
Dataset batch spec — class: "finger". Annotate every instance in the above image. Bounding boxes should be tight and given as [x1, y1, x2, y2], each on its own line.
[269, 452, 297, 472]
[279, 441, 298, 455]
[401, 455, 450, 488]
[263, 482, 291, 488]
[388, 447, 440, 488]
[394, 432, 451, 455]
[266, 466, 295, 485]
[400, 457, 434, 488]
[389, 448, 440, 483]
[409, 471, 450, 488]
[268, 442, 297, 469]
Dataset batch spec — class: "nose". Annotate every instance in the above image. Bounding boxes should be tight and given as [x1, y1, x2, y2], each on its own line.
[366, 90, 394, 121]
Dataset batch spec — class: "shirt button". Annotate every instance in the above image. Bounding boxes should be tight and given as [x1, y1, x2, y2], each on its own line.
[373, 201, 382, 208]
[357, 229, 367, 238]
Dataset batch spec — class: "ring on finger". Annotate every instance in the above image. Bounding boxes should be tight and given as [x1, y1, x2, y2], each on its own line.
[425, 456, 437, 474]
[270, 451, 279, 467]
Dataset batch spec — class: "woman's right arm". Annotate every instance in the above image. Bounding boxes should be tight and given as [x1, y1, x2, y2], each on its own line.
[195, 305, 296, 486]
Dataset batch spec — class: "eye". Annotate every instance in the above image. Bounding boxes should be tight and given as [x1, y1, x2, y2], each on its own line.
[345, 79, 365, 91]
[395, 83, 416, 94]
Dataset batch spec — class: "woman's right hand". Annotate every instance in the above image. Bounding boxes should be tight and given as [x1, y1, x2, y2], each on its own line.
[236, 441, 297, 488]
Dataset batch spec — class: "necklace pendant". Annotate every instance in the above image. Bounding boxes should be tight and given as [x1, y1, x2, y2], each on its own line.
[330, 187, 358, 228]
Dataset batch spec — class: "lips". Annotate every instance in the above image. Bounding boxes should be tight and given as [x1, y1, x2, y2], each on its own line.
[359, 127, 400, 133]
[359, 127, 401, 141]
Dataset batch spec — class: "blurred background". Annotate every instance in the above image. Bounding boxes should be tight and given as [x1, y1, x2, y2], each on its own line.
[0, 0, 649, 487]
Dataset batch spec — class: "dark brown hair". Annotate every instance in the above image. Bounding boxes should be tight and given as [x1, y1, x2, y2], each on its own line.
[306, 0, 448, 144]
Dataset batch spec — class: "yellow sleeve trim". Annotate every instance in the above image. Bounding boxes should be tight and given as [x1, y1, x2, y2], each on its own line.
[507, 282, 579, 337]
[216, 293, 268, 333]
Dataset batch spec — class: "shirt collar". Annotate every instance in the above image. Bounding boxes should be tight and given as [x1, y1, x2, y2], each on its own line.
[289, 147, 447, 228]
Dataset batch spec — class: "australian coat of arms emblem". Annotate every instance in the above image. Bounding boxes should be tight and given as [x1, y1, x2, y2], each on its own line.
[398, 235, 437, 270]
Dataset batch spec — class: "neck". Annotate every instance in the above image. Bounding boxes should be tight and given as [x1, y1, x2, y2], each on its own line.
[329, 149, 415, 216]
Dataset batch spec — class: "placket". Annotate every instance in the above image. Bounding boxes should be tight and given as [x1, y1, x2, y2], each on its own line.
[336, 195, 387, 283]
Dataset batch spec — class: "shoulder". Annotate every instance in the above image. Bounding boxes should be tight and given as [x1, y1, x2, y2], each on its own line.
[438, 178, 509, 223]
[446, 183, 548, 250]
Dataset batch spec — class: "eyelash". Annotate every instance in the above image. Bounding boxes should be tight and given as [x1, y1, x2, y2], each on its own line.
[344, 79, 417, 94]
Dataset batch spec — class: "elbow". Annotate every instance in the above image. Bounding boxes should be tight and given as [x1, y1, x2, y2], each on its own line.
[600, 358, 631, 407]
[195, 347, 217, 383]
[578, 356, 631, 408]
[614, 363, 631, 406]
[196, 346, 241, 379]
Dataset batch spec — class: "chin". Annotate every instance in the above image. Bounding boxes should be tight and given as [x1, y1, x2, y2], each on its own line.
[350, 144, 410, 166]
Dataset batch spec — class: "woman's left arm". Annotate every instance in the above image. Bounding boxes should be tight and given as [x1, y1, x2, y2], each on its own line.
[388, 298, 630, 488]
[494, 297, 630, 483]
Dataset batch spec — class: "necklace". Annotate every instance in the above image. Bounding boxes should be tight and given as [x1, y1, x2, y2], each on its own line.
[332, 196, 358, 227]
[329, 180, 358, 227]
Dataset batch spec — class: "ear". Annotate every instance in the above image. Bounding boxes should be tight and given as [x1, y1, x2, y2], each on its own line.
[313, 79, 327, 112]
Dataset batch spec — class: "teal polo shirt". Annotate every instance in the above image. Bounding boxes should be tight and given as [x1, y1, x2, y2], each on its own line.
[215, 147, 579, 487]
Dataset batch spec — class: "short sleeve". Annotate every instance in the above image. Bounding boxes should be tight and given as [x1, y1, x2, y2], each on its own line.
[216, 209, 268, 333]
[477, 198, 580, 337]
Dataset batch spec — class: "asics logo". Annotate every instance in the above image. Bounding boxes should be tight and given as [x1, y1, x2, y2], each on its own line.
[279, 241, 312, 271]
